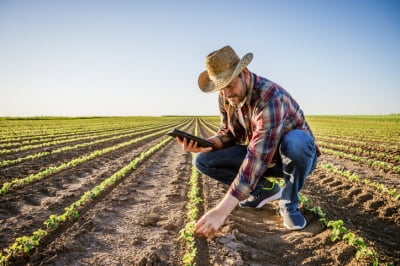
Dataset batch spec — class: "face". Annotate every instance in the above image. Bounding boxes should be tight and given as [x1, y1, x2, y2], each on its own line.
[221, 73, 247, 107]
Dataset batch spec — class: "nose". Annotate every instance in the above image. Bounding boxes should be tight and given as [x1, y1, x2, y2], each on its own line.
[222, 87, 233, 97]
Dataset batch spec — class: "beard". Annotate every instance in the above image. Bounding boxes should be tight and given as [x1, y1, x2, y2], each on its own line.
[227, 96, 242, 107]
[227, 77, 247, 107]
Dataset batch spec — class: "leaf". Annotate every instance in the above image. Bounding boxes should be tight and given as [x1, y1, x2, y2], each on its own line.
[355, 250, 362, 260]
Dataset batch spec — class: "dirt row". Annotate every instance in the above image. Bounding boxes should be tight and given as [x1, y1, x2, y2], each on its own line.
[317, 141, 399, 165]
[0, 121, 181, 158]
[197, 155, 399, 265]
[194, 126, 399, 265]
[0, 123, 180, 183]
[31, 139, 192, 265]
[1, 120, 398, 265]
[0, 125, 139, 149]
[319, 153, 399, 192]
[0, 133, 178, 252]
[314, 134, 399, 154]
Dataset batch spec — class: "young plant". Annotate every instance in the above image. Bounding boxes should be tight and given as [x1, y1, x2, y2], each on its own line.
[178, 122, 203, 266]
[326, 220, 347, 241]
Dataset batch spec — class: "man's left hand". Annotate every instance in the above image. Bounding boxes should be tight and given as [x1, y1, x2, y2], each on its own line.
[194, 208, 227, 236]
[194, 192, 240, 237]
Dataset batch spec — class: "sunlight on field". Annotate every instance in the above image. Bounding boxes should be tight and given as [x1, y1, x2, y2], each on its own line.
[0, 115, 398, 265]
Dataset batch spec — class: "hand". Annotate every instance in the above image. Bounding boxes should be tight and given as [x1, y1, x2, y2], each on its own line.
[194, 193, 239, 237]
[176, 137, 213, 153]
[194, 208, 227, 237]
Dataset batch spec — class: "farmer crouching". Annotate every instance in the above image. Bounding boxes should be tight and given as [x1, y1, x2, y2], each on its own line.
[176, 45, 320, 235]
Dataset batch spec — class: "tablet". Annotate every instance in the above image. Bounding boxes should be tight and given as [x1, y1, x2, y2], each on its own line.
[166, 128, 214, 148]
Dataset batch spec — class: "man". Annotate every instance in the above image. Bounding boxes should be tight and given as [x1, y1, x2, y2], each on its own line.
[177, 45, 319, 235]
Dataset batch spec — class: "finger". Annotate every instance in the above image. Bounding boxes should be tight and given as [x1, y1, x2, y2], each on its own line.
[195, 225, 205, 235]
[196, 225, 206, 235]
[199, 147, 213, 152]
[194, 217, 205, 232]
[202, 225, 216, 237]
[192, 140, 198, 149]
[195, 215, 211, 234]
[195, 220, 215, 236]
[187, 139, 195, 150]
[176, 137, 183, 145]
[182, 138, 189, 150]
[205, 228, 215, 237]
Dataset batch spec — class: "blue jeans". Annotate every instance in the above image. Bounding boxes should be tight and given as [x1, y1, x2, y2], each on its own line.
[193, 129, 318, 211]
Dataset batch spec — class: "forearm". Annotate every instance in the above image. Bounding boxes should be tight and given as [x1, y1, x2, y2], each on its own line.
[194, 192, 239, 236]
[214, 192, 240, 216]
[215, 133, 236, 148]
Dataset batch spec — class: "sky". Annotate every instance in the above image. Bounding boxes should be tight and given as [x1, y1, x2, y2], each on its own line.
[0, 0, 399, 117]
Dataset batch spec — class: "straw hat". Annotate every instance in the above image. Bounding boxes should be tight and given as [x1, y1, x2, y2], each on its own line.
[198, 46, 253, 93]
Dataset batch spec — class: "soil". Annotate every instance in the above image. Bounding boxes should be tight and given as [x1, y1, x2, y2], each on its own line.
[0, 122, 399, 265]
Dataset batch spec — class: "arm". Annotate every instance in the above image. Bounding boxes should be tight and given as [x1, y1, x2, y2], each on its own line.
[195, 192, 239, 236]
[228, 98, 285, 200]
[195, 96, 284, 236]
[195, 98, 286, 236]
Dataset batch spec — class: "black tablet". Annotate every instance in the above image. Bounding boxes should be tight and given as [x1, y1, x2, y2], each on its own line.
[166, 128, 214, 148]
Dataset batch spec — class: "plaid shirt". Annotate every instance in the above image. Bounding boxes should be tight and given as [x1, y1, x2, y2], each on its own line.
[216, 72, 315, 201]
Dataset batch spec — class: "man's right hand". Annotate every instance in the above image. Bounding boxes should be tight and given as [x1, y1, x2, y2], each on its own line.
[176, 137, 213, 153]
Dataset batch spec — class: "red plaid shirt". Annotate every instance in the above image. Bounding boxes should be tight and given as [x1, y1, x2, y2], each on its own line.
[216, 72, 315, 201]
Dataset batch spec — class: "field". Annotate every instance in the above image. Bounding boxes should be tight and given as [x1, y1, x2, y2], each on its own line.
[0, 115, 399, 265]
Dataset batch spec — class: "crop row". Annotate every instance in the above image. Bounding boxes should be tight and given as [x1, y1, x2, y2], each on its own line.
[0, 126, 182, 265]
[202, 116, 400, 151]
[196, 117, 400, 194]
[265, 176, 381, 265]
[314, 135, 398, 154]
[201, 116, 394, 264]
[178, 121, 203, 266]
[198, 118, 219, 135]
[317, 140, 399, 165]
[320, 147, 400, 173]
[318, 163, 400, 200]
[0, 121, 190, 195]
[0, 117, 188, 143]
[0, 124, 140, 148]
[307, 116, 399, 145]
[0, 121, 184, 168]
[0, 119, 124, 140]
[0, 121, 175, 153]
[298, 192, 380, 265]
[313, 130, 399, 146]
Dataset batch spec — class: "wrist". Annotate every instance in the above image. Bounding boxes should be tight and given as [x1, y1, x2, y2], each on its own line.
[207, 135, 223, 150]
[215, 192, 239, 216]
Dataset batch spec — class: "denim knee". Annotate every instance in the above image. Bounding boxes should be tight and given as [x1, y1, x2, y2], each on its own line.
[192, 152, 206, 172]
[280, 130, 316, 161]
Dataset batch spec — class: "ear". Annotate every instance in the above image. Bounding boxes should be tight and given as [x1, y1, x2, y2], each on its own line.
[242, 68, 250, 84]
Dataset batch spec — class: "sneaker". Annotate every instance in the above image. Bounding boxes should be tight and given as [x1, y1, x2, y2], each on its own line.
[239, 183, 282, 208]
[279, 207, 307, 230]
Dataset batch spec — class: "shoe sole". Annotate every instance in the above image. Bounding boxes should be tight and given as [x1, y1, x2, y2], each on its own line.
[254, 188, 283, 208]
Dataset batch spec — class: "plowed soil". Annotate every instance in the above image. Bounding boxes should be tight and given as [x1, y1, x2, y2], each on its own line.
[0, 121, 398, 265]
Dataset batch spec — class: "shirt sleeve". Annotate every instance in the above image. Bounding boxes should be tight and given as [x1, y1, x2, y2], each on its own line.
[228, 97, 286, 200]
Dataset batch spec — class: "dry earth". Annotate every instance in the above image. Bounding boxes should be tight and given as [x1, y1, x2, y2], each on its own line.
[0, 121, 398, 265]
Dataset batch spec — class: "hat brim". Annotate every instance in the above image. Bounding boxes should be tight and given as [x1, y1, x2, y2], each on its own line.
[198, 52, 253, 93]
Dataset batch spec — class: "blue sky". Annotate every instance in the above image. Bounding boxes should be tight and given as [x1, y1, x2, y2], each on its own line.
[0, 0, 399, 116]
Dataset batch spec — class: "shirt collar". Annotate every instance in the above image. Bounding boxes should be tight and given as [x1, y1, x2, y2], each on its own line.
[244, 72, 254, 106]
